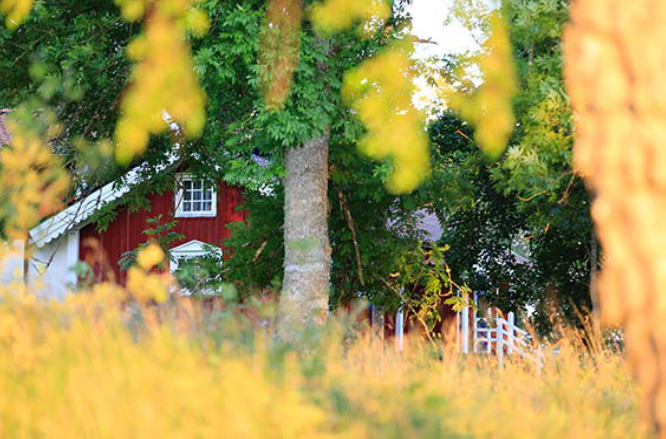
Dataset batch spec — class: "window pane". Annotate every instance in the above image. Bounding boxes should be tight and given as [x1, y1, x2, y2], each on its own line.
[183, 180, 192, 190]
[193, 191, 201, 200]
[193, 202, 201, 211]
[193, 181, 202, 190]
[183, 202, 191, 212]
[204, 188, 212, 200]
[203, 202, 212, 211]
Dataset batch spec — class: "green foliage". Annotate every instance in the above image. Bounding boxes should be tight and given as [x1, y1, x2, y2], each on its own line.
[496, 0, 594, 327]
[118, 215, 184, 271]
[426, 113, 530, 312]
[0, 0, 135, 190]
[173, 248, 235, 298]
[223, 189, 285, 296]
[494, 0, 576, 230]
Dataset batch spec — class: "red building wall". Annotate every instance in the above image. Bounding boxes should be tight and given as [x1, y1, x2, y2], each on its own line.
[79, 182, 245, 284]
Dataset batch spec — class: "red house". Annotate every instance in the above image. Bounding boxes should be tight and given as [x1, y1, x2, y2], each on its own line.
[22, 158, 248, 299]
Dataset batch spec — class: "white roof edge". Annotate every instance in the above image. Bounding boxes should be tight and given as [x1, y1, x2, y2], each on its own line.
[29, 170, 139, 248]
[29, 152, 179, 248]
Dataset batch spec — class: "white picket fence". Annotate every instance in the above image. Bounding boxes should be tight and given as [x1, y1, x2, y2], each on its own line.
[458, 306, 543, 369]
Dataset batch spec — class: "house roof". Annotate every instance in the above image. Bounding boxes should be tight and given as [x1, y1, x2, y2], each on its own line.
[30, 165, 147, 248]
[0, 109, 12, 146]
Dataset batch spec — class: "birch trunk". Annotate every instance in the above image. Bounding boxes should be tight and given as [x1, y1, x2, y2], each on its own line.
[565, 1, 666, 433]
[276, 129, 331, 342]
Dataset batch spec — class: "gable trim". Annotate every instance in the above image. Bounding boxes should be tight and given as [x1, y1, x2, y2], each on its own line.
[169, 240, 222, 272]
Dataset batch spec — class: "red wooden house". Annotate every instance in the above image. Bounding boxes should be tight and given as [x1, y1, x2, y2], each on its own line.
[22, 160, 247, 299]
[79, 177, 246, 285]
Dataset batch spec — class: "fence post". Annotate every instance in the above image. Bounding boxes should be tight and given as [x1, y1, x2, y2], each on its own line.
[498, 322, 504, 370]
[395, 305, 404, 353]
[456, 291, 460, 352]
[487, 307, 492, 353]
[507, 312, 515, 354]
[473, 313, 478, 353]
[461, 306, 469, 354]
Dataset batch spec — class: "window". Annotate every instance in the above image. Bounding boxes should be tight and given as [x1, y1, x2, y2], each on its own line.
[175, 175, 216, 217]
[169, 240, 223, 296]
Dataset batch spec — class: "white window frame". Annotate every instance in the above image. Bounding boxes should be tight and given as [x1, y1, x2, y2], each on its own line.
[174, 174, 217, 218]
[169, 240, 223, 296]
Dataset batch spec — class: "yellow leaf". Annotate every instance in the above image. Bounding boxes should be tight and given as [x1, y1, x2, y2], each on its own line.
[447, 11, 517, 159]
[0, 0, 33, 29]
[342, 41, 430, 194]
[136, 243, 164, 270]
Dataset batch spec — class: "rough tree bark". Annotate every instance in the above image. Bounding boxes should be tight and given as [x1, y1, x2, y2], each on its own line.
[276, 129, 331, 342]
[565, 1, 666, 434]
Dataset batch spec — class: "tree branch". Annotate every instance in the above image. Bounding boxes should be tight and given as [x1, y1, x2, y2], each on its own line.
[378, 276, 436, 345]
[334, 185, 364, 286]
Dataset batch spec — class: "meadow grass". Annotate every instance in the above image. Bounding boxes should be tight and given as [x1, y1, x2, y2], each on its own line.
[0, 284, 648, 438]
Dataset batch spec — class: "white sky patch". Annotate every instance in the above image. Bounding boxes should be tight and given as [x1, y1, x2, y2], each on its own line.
[408, 0, 478, 58]
[406, 0, 482, 112]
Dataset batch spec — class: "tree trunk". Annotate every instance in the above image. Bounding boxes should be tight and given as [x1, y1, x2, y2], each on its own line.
[590, 226, 600, 327]
[565, 1, 666, 433]
[277, 129, 331, 342]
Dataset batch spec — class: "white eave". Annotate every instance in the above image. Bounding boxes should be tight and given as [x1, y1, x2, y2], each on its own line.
[29, 168, 142, 248]
[29, 151, 179, 248]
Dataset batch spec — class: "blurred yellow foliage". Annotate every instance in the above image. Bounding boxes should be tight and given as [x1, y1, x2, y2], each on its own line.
[114, 0, 209, 165]
[0, 121, 70, 241]
[127, 243, 170, 304]
[310, 0, 390, 35]
[447, 11, 517, 159]
[343, 41, 429, 193]
[0, 0, 33, 29]
[258, 0, 429, 193]
[136, 242, 164, 270]
[258, 0, 303, 111]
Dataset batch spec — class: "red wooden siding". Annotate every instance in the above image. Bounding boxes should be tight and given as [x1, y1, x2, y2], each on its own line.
[79, 182, 246, 284]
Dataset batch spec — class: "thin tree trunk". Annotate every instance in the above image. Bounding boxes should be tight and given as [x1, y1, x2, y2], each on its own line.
[589, 226, 600, 326]
[565, 1, 666, 433]
[277, 129, 331, 342]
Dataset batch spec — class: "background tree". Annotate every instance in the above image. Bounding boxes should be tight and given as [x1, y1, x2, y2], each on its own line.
[0, 1, 133, 189]
[433, 0, 596, 330]
[495, 0, 596, 321]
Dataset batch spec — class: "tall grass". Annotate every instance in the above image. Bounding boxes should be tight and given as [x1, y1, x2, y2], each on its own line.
[0, 283, 647, 438]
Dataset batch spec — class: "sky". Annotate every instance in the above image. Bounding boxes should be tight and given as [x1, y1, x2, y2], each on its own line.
[408, 0, 479, 59]
[406, 0, 480, 110]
